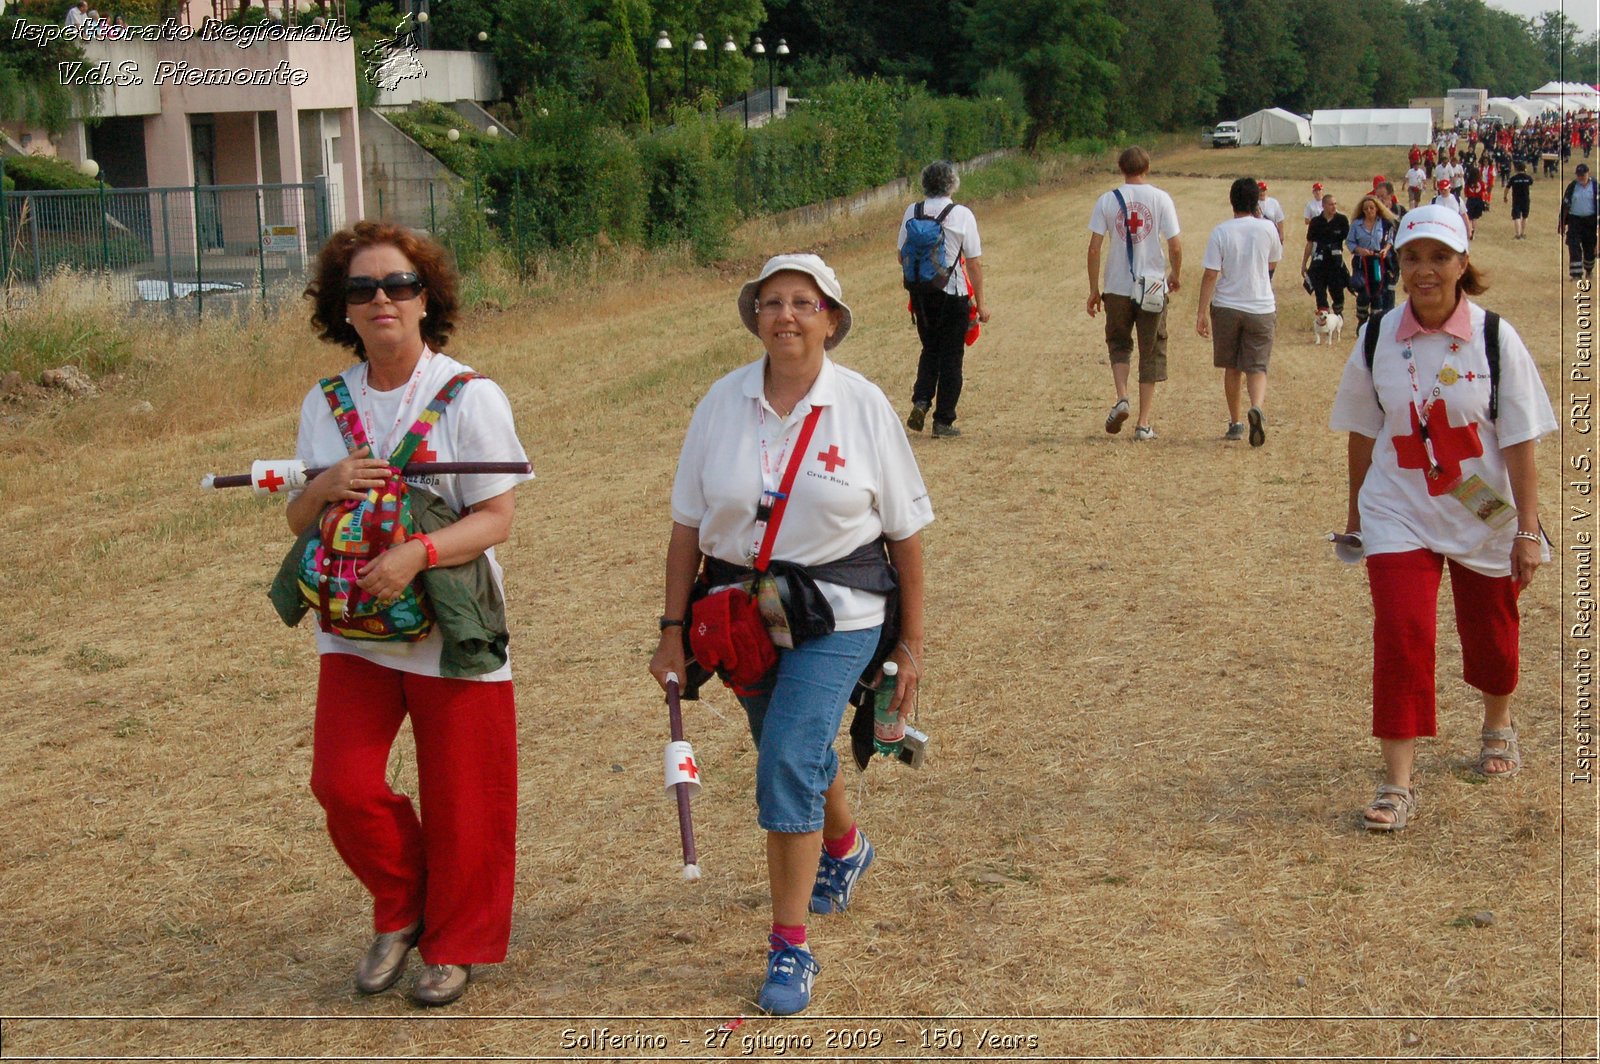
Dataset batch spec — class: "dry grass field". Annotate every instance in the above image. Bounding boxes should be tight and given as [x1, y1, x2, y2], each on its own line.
[0, 141, 1594, 1061]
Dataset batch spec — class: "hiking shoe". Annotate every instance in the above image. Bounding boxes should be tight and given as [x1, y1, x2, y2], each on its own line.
[1248, 406, 1267, 448]
[757, 935, 819, 1016]
[1104, 398, 1130, 434]
[354, 920, 421, 994]
[932, 423, 961, 438]
[810, 831, 875, 914]
[1223, 421, 1246, 441]
[906, 404, 927, 432]
[1132, 425, 1157, 441]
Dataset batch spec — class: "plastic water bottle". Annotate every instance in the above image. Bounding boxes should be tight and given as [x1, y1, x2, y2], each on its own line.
[872, 661, 904, 756]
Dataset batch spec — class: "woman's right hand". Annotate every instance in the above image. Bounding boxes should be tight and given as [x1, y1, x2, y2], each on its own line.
[649, 629, 687, 691]
[311, 445, 393, 505]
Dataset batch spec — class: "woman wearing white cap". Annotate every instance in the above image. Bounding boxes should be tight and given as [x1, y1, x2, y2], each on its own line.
[1329, 204, 1555, 832]
[649, 253, 933, 1013]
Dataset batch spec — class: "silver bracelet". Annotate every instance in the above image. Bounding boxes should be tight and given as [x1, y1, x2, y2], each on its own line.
[1514, 530, 1541, 543]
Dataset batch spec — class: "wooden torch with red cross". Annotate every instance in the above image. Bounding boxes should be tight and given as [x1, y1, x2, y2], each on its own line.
[662, 673, 703, 882]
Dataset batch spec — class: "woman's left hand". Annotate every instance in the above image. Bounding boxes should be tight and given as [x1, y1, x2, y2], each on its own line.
[884, 639, 921, 718]
[1511, 535, 1542, 587]
[357, 539, 428, 601]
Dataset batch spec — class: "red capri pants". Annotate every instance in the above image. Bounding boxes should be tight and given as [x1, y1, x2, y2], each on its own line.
[1366, 549, 1521, 740]
[311, 653, 518, 965]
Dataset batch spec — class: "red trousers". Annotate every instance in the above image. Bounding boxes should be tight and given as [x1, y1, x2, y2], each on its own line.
[1366, 549, 1521, 740]
[311, 653, 518, 964]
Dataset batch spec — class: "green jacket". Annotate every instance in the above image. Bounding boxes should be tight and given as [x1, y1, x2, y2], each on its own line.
[267, 487, 510, 678]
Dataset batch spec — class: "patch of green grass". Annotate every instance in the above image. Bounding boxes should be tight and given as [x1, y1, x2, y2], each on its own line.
[67, 645, 130, 673]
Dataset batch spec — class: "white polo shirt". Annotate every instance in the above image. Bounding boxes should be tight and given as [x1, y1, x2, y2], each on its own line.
[1329, 302, 1556, 576]
[671, 356, 934, 631]
[1202, 216, 1281, 314]
[1088, 182, 1180, 298]
[897, 196, 982, 298]
[293, 349, 535, 680]
[1405, 167, 1427, 190]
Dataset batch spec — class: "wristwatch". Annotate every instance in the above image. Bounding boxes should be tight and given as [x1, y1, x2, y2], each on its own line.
[659, 616, 686, 631]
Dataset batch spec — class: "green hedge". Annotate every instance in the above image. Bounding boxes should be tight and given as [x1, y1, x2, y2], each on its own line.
[3, 154, 101, 191]
[466, 76, 1024, 265]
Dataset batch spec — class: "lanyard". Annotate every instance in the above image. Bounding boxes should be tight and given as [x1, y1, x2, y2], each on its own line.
[748, 402, 824, 569]
[359, 347, 433, 460]
[1402, 337, 1460, 474]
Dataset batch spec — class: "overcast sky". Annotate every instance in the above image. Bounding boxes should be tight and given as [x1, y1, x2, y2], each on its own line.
[1486, 0, 1598, 36]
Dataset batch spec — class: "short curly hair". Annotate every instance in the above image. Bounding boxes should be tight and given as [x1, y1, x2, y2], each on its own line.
[304, 220, 459, 360]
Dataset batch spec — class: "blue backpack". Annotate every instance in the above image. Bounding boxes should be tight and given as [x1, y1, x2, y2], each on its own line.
[901, 202, 957, 294]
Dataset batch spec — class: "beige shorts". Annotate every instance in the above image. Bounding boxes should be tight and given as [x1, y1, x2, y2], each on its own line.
[1101, 293, 1168, 384]
[1209, 305, 1276, 374]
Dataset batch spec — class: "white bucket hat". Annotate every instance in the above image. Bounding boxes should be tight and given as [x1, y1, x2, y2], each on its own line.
[737, 253, 853, 351]
[1394, 204, 1470, 254]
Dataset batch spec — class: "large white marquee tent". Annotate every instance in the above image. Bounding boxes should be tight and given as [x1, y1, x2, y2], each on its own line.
[1239, 107, 1311, 146]
[1310, 108, 1432, 147]
[1528, 81, 1600, 111]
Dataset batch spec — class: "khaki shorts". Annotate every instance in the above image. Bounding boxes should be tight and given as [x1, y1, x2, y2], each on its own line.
[1102, 293, 1169, 384]
[1209, 305, 1276, 373]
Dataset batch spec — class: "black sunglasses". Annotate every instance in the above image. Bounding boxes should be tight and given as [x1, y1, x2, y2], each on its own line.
[345, 272, 425, 304]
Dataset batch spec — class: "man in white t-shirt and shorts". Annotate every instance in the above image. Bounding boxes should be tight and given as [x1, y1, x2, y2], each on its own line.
[1405, 163, 1428, 208]
[1198, 177, 1282, 447]
[1086, 145, 1182, 441]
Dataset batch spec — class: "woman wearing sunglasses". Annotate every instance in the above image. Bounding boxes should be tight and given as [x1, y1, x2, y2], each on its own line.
[648, 254, 933, 1015]
[291, 221, 533, 1005]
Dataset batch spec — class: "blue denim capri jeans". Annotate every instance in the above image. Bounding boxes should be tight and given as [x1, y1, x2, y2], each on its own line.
[736, 626, 881, 833]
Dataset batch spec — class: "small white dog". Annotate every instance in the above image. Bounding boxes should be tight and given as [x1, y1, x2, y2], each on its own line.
[1313, 308, 1344, 346]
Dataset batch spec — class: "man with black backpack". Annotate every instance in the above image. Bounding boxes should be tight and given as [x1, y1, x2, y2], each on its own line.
[899, 160, 988, 438]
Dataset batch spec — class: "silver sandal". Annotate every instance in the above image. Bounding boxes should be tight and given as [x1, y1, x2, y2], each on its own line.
[1475, 725, 1522, 778]
[1362, 784, 1416, 832]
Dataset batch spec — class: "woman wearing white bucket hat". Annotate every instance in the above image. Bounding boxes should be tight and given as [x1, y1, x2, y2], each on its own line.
[1329, 204, 1556, 832]
[649, 252, 933, 1014]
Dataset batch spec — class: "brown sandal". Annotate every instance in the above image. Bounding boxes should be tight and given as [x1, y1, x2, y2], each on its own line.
[1362, 784, 1415, 832]
[1475, 725, 1522, 778]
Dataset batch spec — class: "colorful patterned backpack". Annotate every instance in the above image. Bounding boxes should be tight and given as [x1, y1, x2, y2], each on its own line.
[295, 371, 477, 641]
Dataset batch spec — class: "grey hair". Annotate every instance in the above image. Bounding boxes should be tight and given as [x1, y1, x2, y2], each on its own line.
[920, 160, 959, 198]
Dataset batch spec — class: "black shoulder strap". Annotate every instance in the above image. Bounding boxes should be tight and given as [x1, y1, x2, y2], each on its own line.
[914, 202, 926, 220]
[934, 202, 956, 223]
[1484, 310, 1501, 421]
[1363, 310, 1386, 368]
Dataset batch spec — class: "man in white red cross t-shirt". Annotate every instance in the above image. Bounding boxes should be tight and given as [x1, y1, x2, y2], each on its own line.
[1086, 145, 1182, 441]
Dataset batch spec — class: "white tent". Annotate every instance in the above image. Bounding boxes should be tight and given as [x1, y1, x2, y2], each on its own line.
[1310, 108, 1432, 147]
[1239, 107, 1311, 146]
[1486, 97, 1537, 125]
[1511, 95, 1561, 115]
[1529, 81, 1600, 111]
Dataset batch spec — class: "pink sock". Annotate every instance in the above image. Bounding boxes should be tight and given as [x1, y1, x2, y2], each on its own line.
[823, 824, 857, 860]
[771, 922, 807, 947]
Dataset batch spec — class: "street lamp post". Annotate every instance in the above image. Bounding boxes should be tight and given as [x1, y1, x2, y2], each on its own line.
[647, 29, 671, 127]
[720, 34, 736, 105]
[748, 36, 764, 127]
[685, 32, 706, 97]
[771, 37, 789, 117]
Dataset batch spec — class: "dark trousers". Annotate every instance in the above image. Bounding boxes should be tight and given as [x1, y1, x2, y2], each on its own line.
[1567, 215, 1597, 278]
[1308, 261, 1345, 314]
[910, 288, 969, 426]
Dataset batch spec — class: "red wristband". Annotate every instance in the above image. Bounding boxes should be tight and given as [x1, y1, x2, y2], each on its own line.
[413, 533, 438, 569]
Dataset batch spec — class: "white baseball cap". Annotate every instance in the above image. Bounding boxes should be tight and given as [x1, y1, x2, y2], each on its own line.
[1394, 204, 1469, 254]
[738, 253, 854, 350]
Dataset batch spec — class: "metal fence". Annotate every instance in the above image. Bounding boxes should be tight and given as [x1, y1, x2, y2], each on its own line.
[0, 171, 337, 319]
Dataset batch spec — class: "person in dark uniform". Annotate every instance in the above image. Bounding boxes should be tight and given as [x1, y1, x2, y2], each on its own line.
[1301, 194, 1349, 318]
[1560, 162, 1598, 281]
[1505, 160, 1533, 240]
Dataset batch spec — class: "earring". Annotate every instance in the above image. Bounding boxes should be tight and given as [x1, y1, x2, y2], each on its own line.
[420, 310, 427, 318]
[344, 316, 351, 323]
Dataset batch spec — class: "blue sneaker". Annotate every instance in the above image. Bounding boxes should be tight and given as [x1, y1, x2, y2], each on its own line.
[810, 831, 874, 914]
[757, 935, 819, 1016]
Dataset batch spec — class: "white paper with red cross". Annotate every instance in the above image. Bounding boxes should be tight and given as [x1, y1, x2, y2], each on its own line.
[663, 740, 702, 799]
